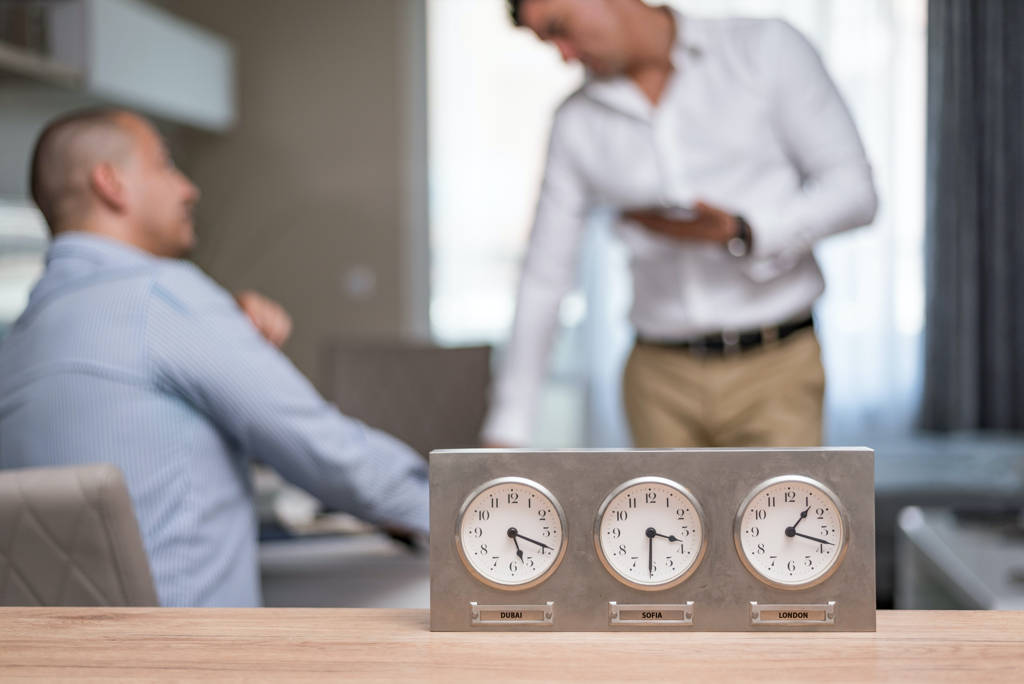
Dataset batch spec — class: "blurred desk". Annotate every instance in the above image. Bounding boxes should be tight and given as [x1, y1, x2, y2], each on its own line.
[873, 434, 1024, 606]
[260, 534, 429, 608]
[1, 609, 1022, 681]
[896, 507, 1024, 609]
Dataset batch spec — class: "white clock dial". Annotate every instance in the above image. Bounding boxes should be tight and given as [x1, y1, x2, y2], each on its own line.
[455, 477, 567, 590]
[595, 477, 707, 590]
[735, 475, 849, 589]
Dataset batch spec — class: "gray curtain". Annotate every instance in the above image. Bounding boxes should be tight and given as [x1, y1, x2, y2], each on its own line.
[921, 0, 1024, 430]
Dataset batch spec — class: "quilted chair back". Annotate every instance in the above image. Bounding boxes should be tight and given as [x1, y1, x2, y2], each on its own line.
[0, 463, 158, 606]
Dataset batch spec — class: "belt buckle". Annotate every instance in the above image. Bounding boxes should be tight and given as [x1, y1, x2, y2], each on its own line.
[722, 331, 740, 355]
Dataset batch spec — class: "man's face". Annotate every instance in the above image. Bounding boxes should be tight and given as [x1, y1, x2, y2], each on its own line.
[519, 0, 630, 77]
[117, 115, 200, 258]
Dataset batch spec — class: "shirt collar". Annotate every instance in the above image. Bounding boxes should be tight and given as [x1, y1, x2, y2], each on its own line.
[21, 232, 162, 316]
[46, 231, 160, 270]
[581, 7, 704, 120]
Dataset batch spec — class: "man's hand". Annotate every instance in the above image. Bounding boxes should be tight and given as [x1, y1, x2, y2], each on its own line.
[235, 290, 293, 348]
[624, 201, 738, 245]
[483, 441, 520, 450]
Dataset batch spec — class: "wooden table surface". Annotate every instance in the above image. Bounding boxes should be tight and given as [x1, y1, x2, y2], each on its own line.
[1, 609, 1022, 681]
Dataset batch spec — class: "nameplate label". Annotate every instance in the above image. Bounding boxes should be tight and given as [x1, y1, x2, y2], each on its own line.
[609, 602, 694, 626]
[470, 602, 554, 625]
[750, 601, 836, 625]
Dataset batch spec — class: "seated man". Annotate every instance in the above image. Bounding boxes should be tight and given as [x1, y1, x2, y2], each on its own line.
[0, 109, 429, 607]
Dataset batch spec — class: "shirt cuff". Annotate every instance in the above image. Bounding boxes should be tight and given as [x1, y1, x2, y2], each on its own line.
[480, 400, 533, 447]
[741, 206, 812, 282]
[381, 473, 430, 537]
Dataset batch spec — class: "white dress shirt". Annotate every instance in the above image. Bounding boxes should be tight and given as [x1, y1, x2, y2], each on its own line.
[482, 12, 878, 445]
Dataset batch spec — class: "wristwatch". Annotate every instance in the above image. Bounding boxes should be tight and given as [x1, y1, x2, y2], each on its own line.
[726, 215, 752, 257]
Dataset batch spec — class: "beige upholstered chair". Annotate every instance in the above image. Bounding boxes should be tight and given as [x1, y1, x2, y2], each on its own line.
[0, 463, 158, 606]
[322, 342, 491, 458]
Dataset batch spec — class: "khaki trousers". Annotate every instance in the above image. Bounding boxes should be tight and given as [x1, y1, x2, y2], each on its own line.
[623, 327, 825, 448]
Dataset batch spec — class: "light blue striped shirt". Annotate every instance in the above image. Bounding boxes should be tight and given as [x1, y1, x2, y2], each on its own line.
[0, 232, 429, 606]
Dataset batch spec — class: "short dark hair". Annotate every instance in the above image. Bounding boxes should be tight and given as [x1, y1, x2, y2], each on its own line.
[30, 108, 129, 234]
[507, 0, 523, 26]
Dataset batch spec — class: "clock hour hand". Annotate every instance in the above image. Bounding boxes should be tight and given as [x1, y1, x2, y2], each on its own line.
[506, 528, 524, 561]
[789, 506, 811, 531]
[786, 529, 834, 546]
[652, 531, 683, 543]
[509, 529, 553, 552]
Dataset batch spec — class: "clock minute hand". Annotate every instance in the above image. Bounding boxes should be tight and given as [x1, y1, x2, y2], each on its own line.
[512, 531, 554, 552]
[788, 530, 834, 546]
[644, 527, 660, 578]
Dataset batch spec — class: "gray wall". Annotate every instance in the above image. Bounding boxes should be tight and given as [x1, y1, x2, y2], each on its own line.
[162, 0, 430, 385]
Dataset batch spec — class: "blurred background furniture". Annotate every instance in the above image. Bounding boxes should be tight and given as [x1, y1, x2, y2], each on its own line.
[260, 534, 429, 608]
[321, 341, 491, 458]
[257, 343, 491, 607]
[874, 433, 1024, 607]
[895, 506, 1024, 609]
[0, 463, 158, 606]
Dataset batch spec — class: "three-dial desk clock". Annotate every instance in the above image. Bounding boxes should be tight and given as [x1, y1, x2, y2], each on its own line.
[430, 448, 874, 631]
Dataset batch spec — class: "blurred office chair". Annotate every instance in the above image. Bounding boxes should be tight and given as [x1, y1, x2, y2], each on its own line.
[0, 463, 158, 606]
[322, 342, 491, 458]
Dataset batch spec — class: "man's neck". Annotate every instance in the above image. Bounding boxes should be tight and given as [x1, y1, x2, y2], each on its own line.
[60, 219, 157, 258]
[625, 5, 677, 105]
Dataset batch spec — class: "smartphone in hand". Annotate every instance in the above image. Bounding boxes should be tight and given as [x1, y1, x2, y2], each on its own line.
[622, 205, 698, 221]
[657, 205, 698, 221]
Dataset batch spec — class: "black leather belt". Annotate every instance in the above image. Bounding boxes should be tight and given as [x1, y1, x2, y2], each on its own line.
[638, 316, 814, 355]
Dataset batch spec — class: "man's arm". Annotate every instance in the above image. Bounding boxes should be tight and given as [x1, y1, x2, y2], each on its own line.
[740, 19, 878, 281]
[481, 109, 591, 447]
[145, 268, 428, 535]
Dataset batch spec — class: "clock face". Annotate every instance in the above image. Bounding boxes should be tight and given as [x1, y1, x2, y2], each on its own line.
[595, 477, 707, 590]
[455, 477, 567, 590]
[734, 475, 849, 589]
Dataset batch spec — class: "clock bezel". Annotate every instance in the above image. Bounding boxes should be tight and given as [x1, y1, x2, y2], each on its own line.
[733, 474, 851, 590]
[454, 476, 569, 591]
[593, 476, 709, 591]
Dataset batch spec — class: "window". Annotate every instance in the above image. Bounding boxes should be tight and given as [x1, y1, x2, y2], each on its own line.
[0, 200, 48, 339]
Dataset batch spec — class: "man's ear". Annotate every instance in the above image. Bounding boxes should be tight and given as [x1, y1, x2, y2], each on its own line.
[89, 162, 128, 213]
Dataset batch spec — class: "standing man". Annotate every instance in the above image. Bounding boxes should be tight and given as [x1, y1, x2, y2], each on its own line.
[0, 109, 429, 606]
[482, 0, 877, 448]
